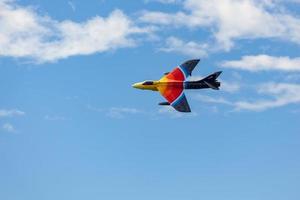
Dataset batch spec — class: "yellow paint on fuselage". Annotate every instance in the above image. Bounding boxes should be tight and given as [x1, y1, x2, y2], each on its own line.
[132, 81, 159, 91]
[132, 77, 183, 92]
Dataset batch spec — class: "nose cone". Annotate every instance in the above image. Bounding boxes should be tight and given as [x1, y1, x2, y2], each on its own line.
[132, 83, 140, 89]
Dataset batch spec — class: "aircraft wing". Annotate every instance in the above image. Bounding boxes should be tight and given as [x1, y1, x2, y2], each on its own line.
[162, 59, 200, 81]
[179, 59, 200, 77]
[156, 59, 199, 112]
[157, 86, 191, 112]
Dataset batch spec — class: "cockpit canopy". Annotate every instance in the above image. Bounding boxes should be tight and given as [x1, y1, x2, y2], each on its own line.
[142, 81, 154, 85]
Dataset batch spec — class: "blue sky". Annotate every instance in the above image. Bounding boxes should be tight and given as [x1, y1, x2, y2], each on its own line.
[0, 0, 300, 199]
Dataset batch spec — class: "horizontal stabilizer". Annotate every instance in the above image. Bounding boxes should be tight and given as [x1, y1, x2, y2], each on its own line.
[202, 71, 222, 81]
[199, 71, 222, 90]
[204, 81, 220, 90]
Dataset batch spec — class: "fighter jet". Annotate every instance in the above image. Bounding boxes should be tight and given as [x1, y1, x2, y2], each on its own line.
[132, 59, 222, 112]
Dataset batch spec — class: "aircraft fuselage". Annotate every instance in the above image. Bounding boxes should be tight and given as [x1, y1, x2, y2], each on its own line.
[132, 59, 221, 112]
[132, 80, 219, 91]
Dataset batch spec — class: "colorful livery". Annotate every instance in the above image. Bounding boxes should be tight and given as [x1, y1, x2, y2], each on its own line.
[132, 59, 222, 112]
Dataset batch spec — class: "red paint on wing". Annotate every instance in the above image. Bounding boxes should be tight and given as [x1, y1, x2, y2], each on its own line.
[163, 85, 183, 103]
[166, 67, 185, 81]
[159, 67, 185, 103]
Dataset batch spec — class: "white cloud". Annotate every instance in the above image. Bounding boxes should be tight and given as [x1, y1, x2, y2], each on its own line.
[2, 123, 16, 132]
[144, 0, 182, 3]
[222, 55, 300, 72]
[194, 94, 233, 105]
[221, 81, 241, 93]
[283, 0, 300, 3]
[0, 1, 152, 62]
[195, 83, 300, 112]
[0, 109, 25, 117]
[160, 37, 208, 57]
[140, 0, 300, 50]
[234, 83, 300, 111]
[140, 11, 195, 27]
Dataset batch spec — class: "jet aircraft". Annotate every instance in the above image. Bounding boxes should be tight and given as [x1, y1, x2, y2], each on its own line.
[132, 59, 222, 112]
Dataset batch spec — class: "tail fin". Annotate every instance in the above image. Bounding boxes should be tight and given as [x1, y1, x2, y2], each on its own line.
[199, 71, 222, 90]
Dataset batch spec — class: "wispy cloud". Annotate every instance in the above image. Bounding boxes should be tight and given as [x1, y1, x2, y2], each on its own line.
[220, 81, 241, 93]
[67, 1, 76, 12]
[0, 1, 152, 63]
[144, 0, 182, 4]
[158, 106, 197, 118]
[86, 105, 103, 112]
[195, 83, 300, 112]
[2, 123, 16, 133]
[44, 115, 67, 121]
[106, 107, 142, 119]
[222, 55, 300, 72]
[0, 109, 25, 118]
[87, 104, 198, 119]
[284, 73, 300, 81]
[87, 105, 144, 119]
[234, 83, 300, 111]
[188, 77, 241, 93]
[160, 36, 208, 57]
[194, 95, 233, 105]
